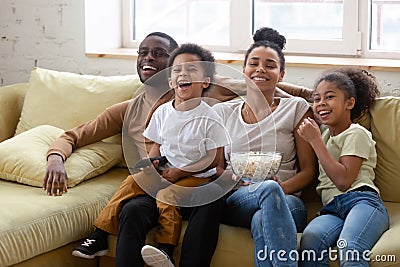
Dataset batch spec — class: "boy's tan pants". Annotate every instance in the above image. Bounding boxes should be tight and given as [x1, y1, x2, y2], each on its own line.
[94, 170, 210, 245]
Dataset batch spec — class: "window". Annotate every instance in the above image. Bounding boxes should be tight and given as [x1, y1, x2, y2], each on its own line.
[121, 0, 400, 58]
[370, 0, 400, 51]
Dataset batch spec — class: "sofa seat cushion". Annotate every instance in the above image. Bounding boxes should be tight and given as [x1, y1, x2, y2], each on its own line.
[0, 167, 128, 267]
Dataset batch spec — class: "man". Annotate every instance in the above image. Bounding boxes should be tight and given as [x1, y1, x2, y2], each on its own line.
[44, 32, 239, 267]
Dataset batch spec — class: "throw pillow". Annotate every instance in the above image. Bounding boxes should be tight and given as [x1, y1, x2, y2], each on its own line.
[0, 125, 123, 187]
[15, 67, 142, 137]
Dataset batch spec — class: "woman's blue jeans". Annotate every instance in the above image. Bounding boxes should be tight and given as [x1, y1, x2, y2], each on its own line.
[223, 180, 307, 267]
[299, 190, 390, 267]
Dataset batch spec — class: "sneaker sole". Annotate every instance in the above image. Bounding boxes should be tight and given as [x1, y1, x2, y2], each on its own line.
[141, 245, 174, 267]
[72, 249, 108, 259]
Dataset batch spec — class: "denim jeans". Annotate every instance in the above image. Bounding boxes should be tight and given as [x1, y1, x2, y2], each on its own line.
[223, 180, 305, 267]
[299, 190, 390, 267]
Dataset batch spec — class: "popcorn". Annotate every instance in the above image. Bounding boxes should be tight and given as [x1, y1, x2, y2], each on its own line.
[229, 151, 283, 182]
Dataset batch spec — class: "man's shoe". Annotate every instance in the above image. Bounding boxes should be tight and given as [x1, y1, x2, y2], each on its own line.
[72, 231, 108, 259]
[141, 245, 175, 267]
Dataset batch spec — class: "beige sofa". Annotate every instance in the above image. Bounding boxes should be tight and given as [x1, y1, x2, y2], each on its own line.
[0, 68, 399, 267]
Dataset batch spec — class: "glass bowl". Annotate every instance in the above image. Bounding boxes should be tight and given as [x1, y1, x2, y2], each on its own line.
[229, 151, 283, 183]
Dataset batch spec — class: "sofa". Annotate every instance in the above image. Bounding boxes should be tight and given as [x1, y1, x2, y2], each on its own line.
[0, 67, 399, 267]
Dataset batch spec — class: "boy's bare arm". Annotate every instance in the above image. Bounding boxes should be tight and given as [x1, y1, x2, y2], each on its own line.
[147, 143, 161, 158]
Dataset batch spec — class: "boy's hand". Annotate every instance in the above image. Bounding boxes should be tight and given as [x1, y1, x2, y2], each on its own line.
[161, 168, 183, 183]
[142, 159, 160, 175]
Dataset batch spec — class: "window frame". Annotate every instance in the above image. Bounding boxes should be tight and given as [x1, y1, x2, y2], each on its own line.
[119, 0, 398, 59]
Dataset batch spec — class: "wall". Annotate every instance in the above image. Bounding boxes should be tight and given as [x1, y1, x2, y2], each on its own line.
[0, 0, 399, 96]
[0, 0, 134, 86]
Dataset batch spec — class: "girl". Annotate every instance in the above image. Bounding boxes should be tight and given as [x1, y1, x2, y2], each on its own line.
[214, 40, 317, 267]
[298, 70, 389, 266]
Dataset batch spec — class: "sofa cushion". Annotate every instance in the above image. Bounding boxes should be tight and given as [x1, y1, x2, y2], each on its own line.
[369, 97, 400, 202]
[14, 68, 142, 141]
[0, 168, 128, 267]
[0, 125, 123, 187]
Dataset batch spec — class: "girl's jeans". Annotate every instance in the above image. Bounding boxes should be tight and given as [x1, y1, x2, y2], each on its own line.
[300, 190, 390, 267]
[223, 180, 307, 267]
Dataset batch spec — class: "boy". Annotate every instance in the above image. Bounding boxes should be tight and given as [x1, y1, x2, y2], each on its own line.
[139, 43, 230, 267]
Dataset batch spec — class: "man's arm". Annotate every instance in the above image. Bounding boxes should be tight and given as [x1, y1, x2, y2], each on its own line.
[43, 100, 129, 196]
[46, 100, 129, 160]
[277, 82, 313, 102]
[207, 75, 313, 102]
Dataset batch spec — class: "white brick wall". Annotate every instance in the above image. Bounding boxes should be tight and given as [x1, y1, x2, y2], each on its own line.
[0, 0, 134, 86]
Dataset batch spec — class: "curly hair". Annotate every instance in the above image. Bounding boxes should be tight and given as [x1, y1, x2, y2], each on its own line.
[315, 67, 380, 121]
[252, 27, 286, 50]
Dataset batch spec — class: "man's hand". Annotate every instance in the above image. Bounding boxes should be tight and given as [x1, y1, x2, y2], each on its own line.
[43, 154, 68, 196]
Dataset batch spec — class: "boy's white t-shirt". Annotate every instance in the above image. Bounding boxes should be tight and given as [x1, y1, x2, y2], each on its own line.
[143, 100, 230, 178]
[213, 97, 310, 182]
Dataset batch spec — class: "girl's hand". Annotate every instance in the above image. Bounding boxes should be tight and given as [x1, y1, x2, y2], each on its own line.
[297, 117, 321, 144]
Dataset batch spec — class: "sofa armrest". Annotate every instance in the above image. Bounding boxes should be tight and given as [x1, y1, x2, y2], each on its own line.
[0, 83, 28, 142]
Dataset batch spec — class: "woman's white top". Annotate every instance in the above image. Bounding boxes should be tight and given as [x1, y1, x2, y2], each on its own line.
[213, 97, 310, 182]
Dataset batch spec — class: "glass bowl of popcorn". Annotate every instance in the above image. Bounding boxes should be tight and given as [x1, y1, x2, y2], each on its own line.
[229, 151, 283, 183]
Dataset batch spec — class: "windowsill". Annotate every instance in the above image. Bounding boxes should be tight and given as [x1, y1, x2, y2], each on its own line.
[86, 48, 400, 72]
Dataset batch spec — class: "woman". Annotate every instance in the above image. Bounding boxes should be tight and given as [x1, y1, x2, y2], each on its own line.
[214, 40, 317, 266]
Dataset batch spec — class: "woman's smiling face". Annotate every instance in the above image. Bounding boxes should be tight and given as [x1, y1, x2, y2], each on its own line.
[243, 46, 284, 92]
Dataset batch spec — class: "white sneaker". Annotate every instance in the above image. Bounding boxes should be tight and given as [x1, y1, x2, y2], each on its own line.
[141, 245, 175, 267]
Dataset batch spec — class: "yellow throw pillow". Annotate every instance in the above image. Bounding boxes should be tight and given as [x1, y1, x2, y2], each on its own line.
[15, 67, 142, 135]
[369, 97, 400, 202]
[0, 125, 123, 187]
